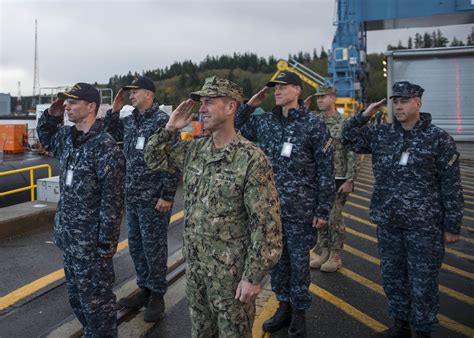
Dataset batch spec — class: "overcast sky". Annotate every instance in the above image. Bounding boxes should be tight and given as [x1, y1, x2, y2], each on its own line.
[0, 0, 472, 96]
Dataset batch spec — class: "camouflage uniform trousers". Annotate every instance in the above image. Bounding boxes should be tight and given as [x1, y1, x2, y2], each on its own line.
[316, 191, 349, 250]
[270, 221, 317, 310]
[126, 204, 170, 295]
[63, 253, 117, 338]
[376, 224, 445, 332]
[186, 260, 255, 338]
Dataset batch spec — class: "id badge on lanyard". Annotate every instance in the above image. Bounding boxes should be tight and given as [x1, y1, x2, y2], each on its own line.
[65, 168, 74, 186]
[399, 151, 410, 166]
[136, 136, 145, 150]
[281, 138, 294, 158]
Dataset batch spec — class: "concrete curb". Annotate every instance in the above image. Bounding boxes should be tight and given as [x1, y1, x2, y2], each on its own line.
[0, 201, 56, 240]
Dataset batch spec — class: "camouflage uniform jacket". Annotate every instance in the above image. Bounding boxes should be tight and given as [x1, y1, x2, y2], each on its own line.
[104, 103, 179, 206]
[342, 112, 463, 234]
[235, 103, 335, 223]
[37, 110, 125, 258]
[315, 111, 358, 180]
[144, 129, 282, 284]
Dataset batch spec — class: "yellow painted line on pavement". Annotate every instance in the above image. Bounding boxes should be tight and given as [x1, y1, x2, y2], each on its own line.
[355, 186, 372, 194]
[343, 212, 474, 262]
[344, 245, 474, 305]
[338, 268, 474, 336]
[346, 200, 474, 239]
[351, 193, 371, 202]
[309, 284, 387, 333]
[345, 225, 474, 280]
[0, 210, 185, 312]
[354, 181, 374, 189]
[252, 293, 278, 338]
[464, 214, 474, 221]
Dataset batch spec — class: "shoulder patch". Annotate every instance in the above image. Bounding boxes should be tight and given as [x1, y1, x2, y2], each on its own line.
[322, 137, 333, 154]
[448, 153, 459, 167]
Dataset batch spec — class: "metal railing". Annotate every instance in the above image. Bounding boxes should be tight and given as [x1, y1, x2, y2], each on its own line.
[0, 164, 52, 201]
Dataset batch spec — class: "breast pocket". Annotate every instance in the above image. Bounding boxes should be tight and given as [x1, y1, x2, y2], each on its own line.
[208, 172, 244, 217]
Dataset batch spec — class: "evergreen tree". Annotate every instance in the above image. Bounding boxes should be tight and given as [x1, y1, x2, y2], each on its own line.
[407, 36, 413, 49]
[450, 37, 464, 47]
[313, 48, 318, 60]
[423, 32, 432, 48]
[320, 46, 328, 59]
[242, 77, 253, 99]
[467, 27, 474, 46]
[414, 33, 423, 48]
[435, 29, 448, 47]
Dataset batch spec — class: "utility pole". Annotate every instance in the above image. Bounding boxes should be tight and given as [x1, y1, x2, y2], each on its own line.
[32, 19, 40, 110]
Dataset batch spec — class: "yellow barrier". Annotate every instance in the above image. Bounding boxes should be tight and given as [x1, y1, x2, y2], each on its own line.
[0, 164, 53, 201]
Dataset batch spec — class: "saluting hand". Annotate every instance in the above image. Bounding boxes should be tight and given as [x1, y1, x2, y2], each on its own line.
[48, 98, 65, 118]
[362, 98, 386, 118]
[304, 94, 314, 110]
[112, 88, 125, 113]
[234, 280, 261, 304]
[165, 99, 195, 132]
[247, 87, 270, 107]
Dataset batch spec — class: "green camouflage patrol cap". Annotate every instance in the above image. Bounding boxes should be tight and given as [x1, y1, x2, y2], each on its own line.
[314, 84, 337, 96]
[189, 76, 243, 102]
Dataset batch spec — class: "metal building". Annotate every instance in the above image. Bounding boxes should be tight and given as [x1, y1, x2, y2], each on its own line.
[385, 46, 474, 141]
[0, 93, 11, 116]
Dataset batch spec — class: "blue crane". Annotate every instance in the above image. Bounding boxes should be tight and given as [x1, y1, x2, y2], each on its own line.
[329, 0, 474, 103]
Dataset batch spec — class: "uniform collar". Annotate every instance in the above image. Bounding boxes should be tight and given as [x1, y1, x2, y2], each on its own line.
[272, 100, 306, 122]
[71, 119, 103, 147]
[133, 102, 159, 119]
[392, 112, 432, 132]
[204, 132, 243, 164]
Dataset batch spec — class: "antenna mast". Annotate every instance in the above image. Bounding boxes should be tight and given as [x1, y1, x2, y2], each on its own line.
[32, 19, 40, 109]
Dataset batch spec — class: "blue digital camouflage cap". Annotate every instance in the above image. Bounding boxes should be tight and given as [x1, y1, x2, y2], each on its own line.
[389, 81, 424, 99]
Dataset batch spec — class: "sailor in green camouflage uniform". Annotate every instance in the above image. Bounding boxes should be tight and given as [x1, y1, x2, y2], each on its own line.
[309, 85, 358, 272]
[144, 76, 282, 338]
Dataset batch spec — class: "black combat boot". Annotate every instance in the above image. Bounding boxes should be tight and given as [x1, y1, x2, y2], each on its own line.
[118, 288, 150, 308]
[144, 292, 165, 323]
[262, 301, 292, 333]
[414, 331, 431, 338]
[288, 309, 306, 338]
[372, 319, 411, 338]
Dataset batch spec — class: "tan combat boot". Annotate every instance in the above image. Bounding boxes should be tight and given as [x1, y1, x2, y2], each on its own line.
[310, 247, 329, 269]
[320, 249, 342, 272]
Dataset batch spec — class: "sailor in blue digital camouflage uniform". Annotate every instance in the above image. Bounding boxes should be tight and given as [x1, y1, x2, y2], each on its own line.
[37, 83, 125, 337]
[342, 81, 463, 338]
[103, 76, 179, 322]
[235, 72, 335, 337]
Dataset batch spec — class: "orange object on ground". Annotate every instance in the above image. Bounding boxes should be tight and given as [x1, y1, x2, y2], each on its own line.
[0, 124, 27, 153]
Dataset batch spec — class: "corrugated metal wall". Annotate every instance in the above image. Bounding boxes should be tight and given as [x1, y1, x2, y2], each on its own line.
[387, 47, 474, 141]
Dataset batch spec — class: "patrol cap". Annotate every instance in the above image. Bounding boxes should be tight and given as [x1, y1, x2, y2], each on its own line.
[189, 76, 243, 102]
[389, 81, 424, 99]
[58, 83, 100, 107]
[267, 71, 302, 88]
[123, 76, 156, 93]
[314, 84, 337, 96]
